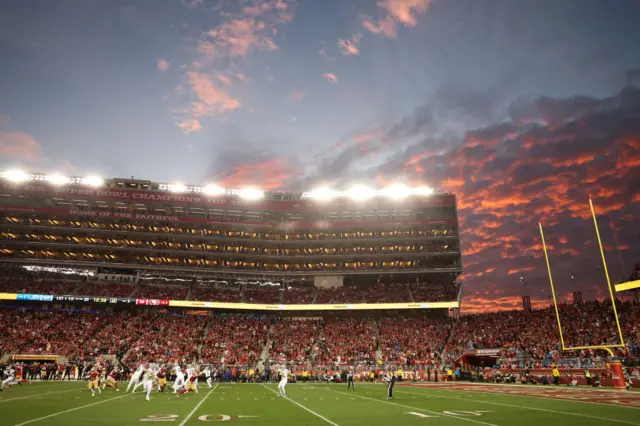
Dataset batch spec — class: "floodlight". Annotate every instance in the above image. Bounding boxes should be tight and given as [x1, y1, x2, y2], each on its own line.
[413, 186, 434, 196]
[204, 184, 225, 196]
[46, 174, 70, 186]
[309, 187, 336, 201]
[3, 169, 30, 183]
[169, 183, 187, 193]
[347, 184, 375, 201]
[238, 187, 264, 200]
[82, 175, 104, 187]
[383, 184, 412, 199]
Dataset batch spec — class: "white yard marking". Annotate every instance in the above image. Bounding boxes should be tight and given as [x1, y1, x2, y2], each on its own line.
[178, 384, 219, 426]
[260, 384, 340, 426]
[398, 388, 640, 426]
[322, 388, 498, 426]
[12, 393, 132, 426]
[0, 388, 83, 404]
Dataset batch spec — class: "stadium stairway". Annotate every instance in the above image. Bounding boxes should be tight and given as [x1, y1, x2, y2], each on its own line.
[440, 319, 457, 362]
[374, 319, 383, 361]
[256, 324, 274, 371]
[407, 285, 415, 302]
[311, 288, 319, 304]
[196, 317, 213, 362]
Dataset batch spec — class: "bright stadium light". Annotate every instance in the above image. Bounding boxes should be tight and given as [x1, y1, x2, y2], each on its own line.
[3, 169, 30, 183]
[81, 175, 104, 187]
[347, 184, 375, 201]
[383, 184, 412, 199]
[168, 183, 187, 193]
[203, 184, 225, 196]
[308, 187, 336, 201]
[238, 187, 264, 200]
[413, 186, 434, 196]
[46, 173, 70, 186]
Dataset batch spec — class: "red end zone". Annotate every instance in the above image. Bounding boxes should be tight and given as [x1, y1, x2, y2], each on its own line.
[401, 383, 640, 408]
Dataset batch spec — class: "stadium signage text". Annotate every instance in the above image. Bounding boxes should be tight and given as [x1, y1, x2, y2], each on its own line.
[3, 183, 456, 211]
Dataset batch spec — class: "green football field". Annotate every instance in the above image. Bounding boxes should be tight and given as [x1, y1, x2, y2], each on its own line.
[1, 381, 639, 426]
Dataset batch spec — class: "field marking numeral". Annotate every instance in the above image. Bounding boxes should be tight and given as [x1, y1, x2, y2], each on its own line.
[140, 414, 179, 422]
[408, 412, 437, 418]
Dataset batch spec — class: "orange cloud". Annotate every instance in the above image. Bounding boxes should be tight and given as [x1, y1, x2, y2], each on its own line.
[0, 119, 45, 163]
[337, 34, 362, 56]
[217, 157, 299, 189]
[285, 90, 306, 105]
[362, 0, 431, 38]
[176, 119, 202, 135]
[157, 58, 170, 72]
[323, 73, 338, 84]
[186, 72, 242, 117]
[207, 18, 278, 57]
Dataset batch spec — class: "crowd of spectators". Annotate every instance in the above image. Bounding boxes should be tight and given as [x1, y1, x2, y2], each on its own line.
[283, 285, 315, 304]
[136, 283, 189, 300]
[190, 284, 241, 302]
[316, 318, 379, 365]
[0, 279, 80, 295]
[200, 317, 269, 366]
[379, 317, 452, 366]
[124, 313, 207, 364]
[81, 282, 135, 298]
[444, 300, 640, 366]
[243, 285, 281, 304]
[411, 282, 459, 302]
[269, 319, 321, 365]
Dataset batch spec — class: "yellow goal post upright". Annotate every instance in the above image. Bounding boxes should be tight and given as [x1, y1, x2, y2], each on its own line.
[538, 199, 625, 357]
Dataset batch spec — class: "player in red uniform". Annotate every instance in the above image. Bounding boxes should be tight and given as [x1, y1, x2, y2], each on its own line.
[102, 369, 120, 391]
[88, 370, 101, 396]
[157, 368, 167, 392]
[176, 370, 200, 397]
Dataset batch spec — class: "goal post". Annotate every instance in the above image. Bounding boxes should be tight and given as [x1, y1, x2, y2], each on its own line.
[538, 199, 626, 352]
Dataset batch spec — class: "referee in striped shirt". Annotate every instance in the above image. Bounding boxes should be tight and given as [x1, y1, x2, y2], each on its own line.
[347, 367, 356, 391]
[382, 372, 396, 400]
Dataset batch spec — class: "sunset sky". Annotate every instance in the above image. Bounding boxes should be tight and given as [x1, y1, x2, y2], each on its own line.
[1, 0, 639, 312]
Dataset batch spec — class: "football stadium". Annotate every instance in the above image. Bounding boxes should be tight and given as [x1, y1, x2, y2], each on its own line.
[0, 171, 638, 426]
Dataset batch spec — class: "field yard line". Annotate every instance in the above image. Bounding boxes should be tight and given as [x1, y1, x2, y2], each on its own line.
[178, 384, 219, 426]
[397, 388, 640, 426]
[260, 384, 340, 426]
[322, 387, 498, 426]
[0, 387, 83, 403]
[12, 392, 132, 426]
[399, 384, 640, 410]
[324, 389, 498, 426]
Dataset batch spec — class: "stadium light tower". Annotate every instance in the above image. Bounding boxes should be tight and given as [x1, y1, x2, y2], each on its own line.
[238, 187, 264, 200]
[81, 175, 104, 187]
[383, 184, 412, 199]
[168, 183, 187, 193]
[3, 169, 30, 183]
[413, 186, 434, 196]
[46, 174, 70, 186]
[203, 184, 225, 196]
[308, 187, 336, 201]
[347, 184, 375, 201]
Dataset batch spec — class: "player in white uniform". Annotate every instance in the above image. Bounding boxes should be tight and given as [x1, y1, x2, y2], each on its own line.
[278, 366, 290, 397]
[185, 367, 199, 393]
[127, 364, 145, 393]
[0, 366, 16, 391]
[203, 366, 213, 388]
[172, 364, 185, 393]
[141, 365, 157, 401]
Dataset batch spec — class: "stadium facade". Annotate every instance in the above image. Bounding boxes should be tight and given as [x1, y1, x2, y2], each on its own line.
[0, 171, 462, 309]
